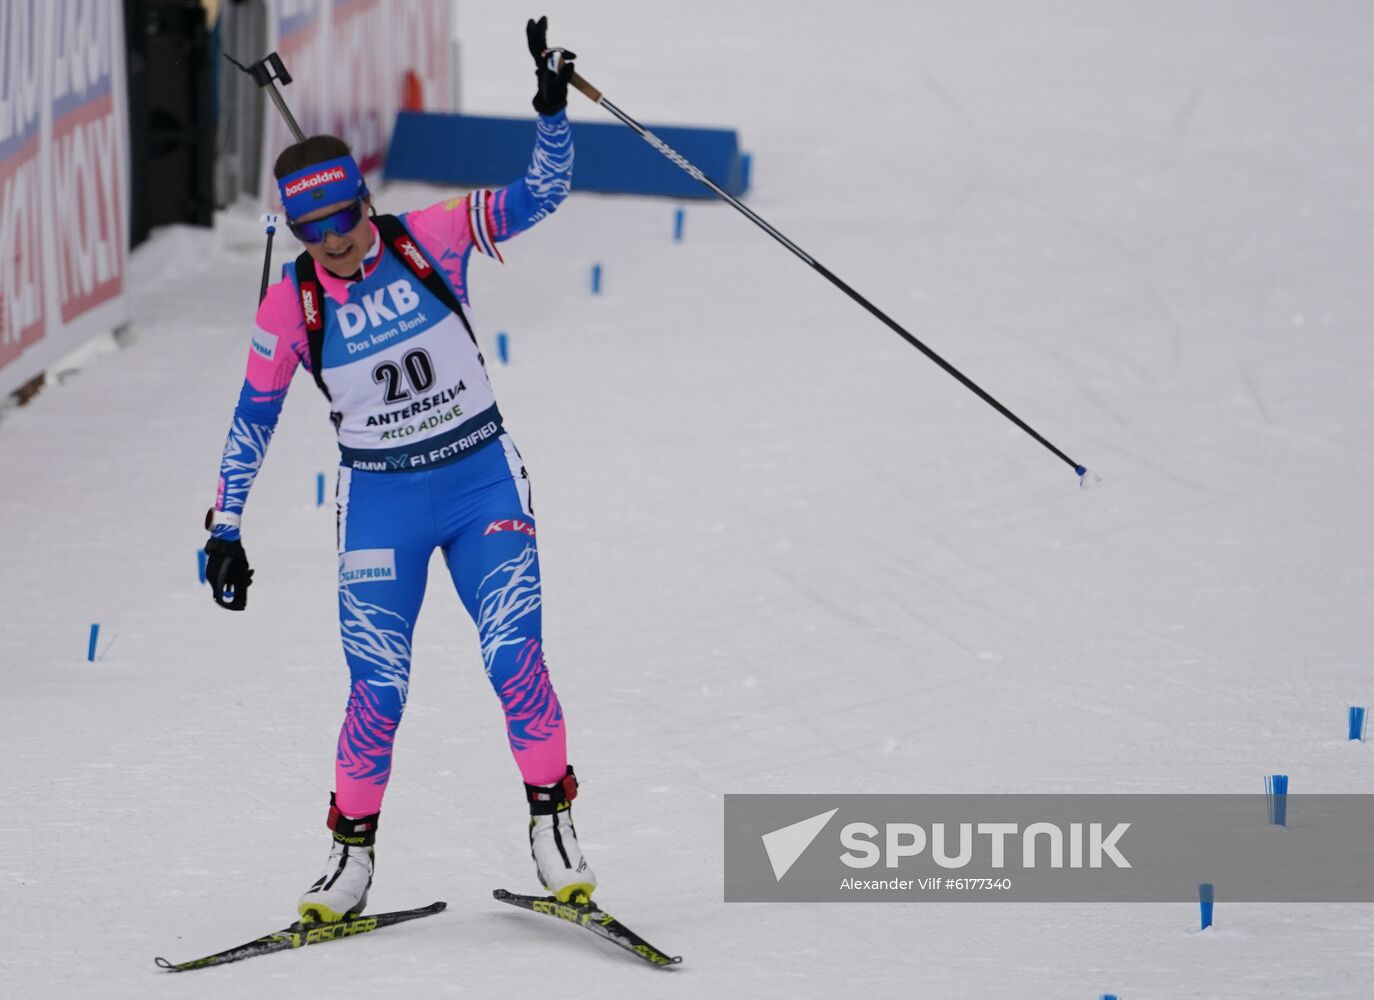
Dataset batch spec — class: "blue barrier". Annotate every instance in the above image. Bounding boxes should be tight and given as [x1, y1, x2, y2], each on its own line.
[1265, 774, 1288, 826]
[385, 112, 751, 200]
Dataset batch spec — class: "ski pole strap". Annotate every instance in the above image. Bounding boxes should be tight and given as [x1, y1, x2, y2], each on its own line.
[328, 793, 380, 847]
[526, 765, 579, 815]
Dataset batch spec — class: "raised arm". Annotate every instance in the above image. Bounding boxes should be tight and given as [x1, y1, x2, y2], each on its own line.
[399, 17, 576, 295]
[491, 15, 577, 237]
[489, 110, 573, 241]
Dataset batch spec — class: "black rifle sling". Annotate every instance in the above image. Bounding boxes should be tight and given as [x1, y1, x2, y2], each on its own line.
[292, 250, 332, 399]
[372, 213, 479, 346]
[293, 213, 478, 400]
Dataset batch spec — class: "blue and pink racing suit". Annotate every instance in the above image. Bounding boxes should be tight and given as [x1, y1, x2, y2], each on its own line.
[210, 112, 574, 817]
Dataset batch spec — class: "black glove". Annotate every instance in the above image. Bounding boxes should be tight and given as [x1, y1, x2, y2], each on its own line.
[526, 16, 575, 115]
[205, 536, 254, 611]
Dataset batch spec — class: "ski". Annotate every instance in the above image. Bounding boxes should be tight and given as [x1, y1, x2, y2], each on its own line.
[154, 901, 447, 972]
[493, 889, 682, 968]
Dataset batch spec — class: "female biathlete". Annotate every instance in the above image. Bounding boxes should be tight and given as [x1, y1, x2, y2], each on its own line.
[202, 18, 594, 923]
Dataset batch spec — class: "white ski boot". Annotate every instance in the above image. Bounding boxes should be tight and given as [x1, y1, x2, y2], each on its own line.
[526, 766, 597, 903]
[297, 795, 378, 923]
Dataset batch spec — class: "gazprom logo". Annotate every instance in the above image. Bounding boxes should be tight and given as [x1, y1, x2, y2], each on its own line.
[250, 331, 277, 361]
[339, 548, 396, 585]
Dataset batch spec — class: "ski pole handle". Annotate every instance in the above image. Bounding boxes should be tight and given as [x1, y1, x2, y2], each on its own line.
[569, 71, 602, 104]
[258, 213, 281, 304]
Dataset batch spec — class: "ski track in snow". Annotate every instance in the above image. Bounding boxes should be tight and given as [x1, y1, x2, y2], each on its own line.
[4, 1, 1374, 997]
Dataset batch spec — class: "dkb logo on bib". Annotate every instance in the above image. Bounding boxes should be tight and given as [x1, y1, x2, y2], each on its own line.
[338, 280, 421, 338]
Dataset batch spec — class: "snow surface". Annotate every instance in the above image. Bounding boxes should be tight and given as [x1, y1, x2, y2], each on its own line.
[4, 1, 1374, 996]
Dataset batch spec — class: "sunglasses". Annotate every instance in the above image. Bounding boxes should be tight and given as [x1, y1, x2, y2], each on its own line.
[288, 200, 365, 243]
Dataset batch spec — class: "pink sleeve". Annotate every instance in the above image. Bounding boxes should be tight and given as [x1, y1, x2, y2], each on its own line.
[403, 194, 502, 302]
[407, 195, 479, 253]
[243, 279, 307, 402]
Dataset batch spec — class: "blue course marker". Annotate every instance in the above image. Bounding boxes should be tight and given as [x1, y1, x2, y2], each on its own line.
[1350, 706, 1367, 741]
[496, 332, 509, 364]
[590, 263, 602, 294]
[673, 207, 685, 242]
[87, 623, 100, 662]
[1102, 995, 1120, 1000]
[197, 548, 208, 584]
[316, 472, 326, 507]
[1199, 882, 1214, 929]
[1264, 774, 1289, 826]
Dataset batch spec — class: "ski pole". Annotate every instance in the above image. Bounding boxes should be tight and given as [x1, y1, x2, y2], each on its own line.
[568, 69, 1095, 485]
[257, 214, 280, 304]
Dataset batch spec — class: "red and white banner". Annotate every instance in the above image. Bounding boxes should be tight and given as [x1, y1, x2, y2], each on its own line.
[260, 0, 454, 209]
[0, 0, 130, 397]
